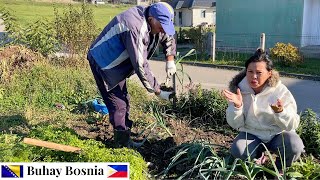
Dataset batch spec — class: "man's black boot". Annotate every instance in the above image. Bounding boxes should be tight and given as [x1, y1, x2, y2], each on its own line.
[114, 129, 130, 148]
[114, 129, 141, 148]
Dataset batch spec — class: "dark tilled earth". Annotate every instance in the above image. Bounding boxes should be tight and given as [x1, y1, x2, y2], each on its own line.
[72, 117, 235, 176]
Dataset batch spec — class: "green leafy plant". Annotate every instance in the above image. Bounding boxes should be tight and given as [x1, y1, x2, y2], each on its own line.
[231, 157, 284, 180]
[0, 88, 4, 100]
[175, 49, 197, 65]
[23, 19, 60, 56]
[0, 125, 148, 180]
[230, 133, 287, 180]
[148, 103, 173, 137]
[270, 42, 303, 67]
[297, 109, 320, 158]
[174, 49, 196, 91]
[173, 50, 227, 128]
[247, 145, 287, 179]
[133, 103, 173, 147]
[158, 141, 230, 179]
[174, 85, 228, 128]
[54, 4, 97, 57]
[0, 9, 59, 56]
[183, 26, 212, 59]
[287, 155, 320, 179]
[160, 132, 290, 179]
[66, 81, 91, 107]
[0, 8, 20, 44]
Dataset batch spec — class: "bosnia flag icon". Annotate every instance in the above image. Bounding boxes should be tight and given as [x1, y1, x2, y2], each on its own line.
[1, 165, 23, 178]
[106, 164, 128, 178]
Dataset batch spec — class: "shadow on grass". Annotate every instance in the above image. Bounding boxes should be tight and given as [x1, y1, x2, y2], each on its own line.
[0, 114, 30, 135]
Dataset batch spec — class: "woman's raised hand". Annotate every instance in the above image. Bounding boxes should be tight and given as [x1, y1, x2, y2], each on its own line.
[222, 88, 243, 108]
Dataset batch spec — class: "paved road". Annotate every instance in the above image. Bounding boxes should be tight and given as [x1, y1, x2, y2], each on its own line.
[131, 60, 320, 114]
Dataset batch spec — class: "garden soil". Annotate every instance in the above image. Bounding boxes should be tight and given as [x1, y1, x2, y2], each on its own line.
[71, 117, 235, 176]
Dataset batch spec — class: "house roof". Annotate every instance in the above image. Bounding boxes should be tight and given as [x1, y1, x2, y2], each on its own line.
[170, 0, 216, 9]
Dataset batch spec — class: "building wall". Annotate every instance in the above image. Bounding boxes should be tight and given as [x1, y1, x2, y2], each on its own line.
[182, 9, 192, 26]
[302, 0, 320, 46]
[191, 8, 216, 26]
[216, 0, 304, 49]
[174, 9, 193, 26]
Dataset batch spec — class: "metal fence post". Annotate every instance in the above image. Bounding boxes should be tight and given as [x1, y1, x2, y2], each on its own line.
[260, 33, 265, 52]
[212, 32, 216, 62]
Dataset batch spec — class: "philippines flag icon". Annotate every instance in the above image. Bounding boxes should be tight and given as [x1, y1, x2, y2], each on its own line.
[106, 164, 128, 178]
[1, 165, 23, 178]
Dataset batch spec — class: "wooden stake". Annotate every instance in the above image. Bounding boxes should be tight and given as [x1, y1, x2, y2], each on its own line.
[23, 138, 81, 153]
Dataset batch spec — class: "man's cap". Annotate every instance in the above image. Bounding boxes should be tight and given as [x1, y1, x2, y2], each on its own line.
[149, 2, 175, 36]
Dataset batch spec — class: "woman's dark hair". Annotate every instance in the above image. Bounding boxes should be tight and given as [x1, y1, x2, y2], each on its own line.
[245, 48, 273, 71]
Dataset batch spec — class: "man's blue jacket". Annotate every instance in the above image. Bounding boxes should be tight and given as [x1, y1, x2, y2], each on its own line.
[87, 5, 176, 93]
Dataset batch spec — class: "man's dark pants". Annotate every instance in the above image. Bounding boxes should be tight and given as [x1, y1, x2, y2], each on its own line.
[88, 57, 133, 131]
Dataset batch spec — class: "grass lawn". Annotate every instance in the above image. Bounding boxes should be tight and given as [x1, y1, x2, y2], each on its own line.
[213, 52, 320, 76]
[0, 0, 132, 30]
[213, 58, 320, 76]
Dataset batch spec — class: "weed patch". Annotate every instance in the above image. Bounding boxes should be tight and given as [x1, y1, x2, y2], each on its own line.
[297, 109, 320, 158]
[287, 155, 320, 179]
[173, 85, 228, 129]
[0, 45, 43, 81]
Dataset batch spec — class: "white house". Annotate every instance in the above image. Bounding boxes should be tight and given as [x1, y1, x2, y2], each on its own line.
[170, 0, 216, 27]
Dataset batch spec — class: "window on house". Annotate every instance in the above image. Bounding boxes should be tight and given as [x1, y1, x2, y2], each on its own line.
[201, 10, 206, 18]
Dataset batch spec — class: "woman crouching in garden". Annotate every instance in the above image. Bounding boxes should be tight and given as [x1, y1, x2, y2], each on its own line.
[222, 49, 304, 172]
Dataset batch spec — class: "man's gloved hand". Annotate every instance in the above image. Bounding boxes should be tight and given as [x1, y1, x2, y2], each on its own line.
[166, 60, 176, 77]
[157, 90, 174, 101]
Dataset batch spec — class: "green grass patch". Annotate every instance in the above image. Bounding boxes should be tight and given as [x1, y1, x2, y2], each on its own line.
[178, 51, 320, 76]
[274, 58, 320, 76]
[212, 57, 320, 76]
[0, 125, 148, 179]
[0, 60, 98, 113]
[0, 0, 132, 29]
[0, 54, 150, 179]
[0, 53, 153, 127]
